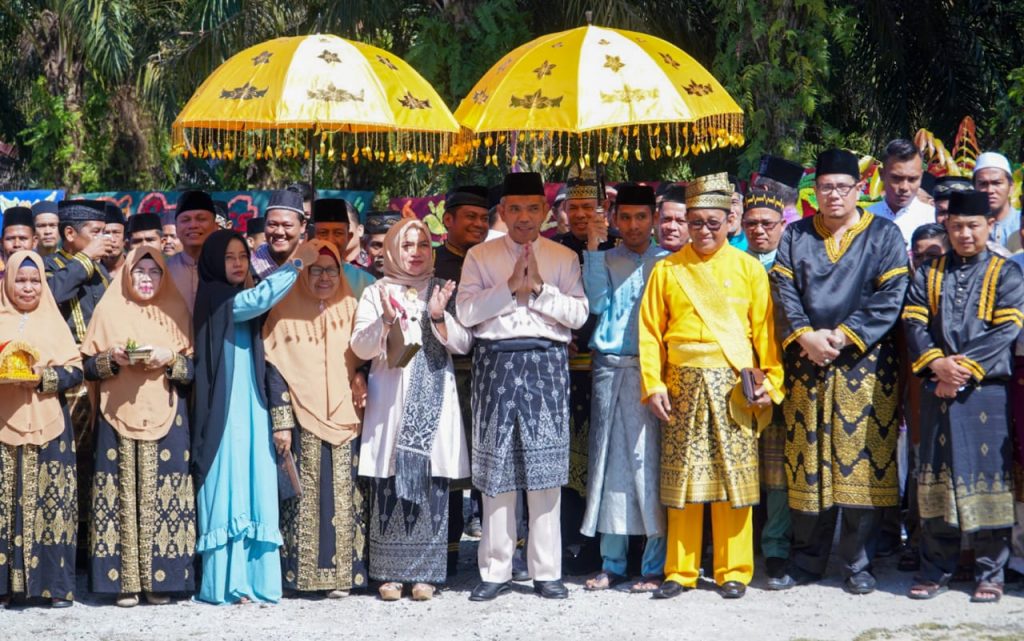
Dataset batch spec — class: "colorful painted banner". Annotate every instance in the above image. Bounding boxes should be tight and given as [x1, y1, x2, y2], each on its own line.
[77, 190, 374, 232]
[0, 189, 64, 211]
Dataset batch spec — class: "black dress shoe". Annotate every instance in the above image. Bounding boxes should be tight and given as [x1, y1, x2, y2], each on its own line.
[720, 581, 746, 599]
[652, 580, 689, 599]
[469, 581, 510, 602]
[765, 574, 796, 591]
[844, 571, 876, 595]
[789, 566, 822, 586]
[533, 579, 569, 599]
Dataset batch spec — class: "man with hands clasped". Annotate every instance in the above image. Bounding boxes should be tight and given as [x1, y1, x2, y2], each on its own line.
[457, 172, 589, 602]
[770, 149, 910, 595]
[902, 190, 1024, 603]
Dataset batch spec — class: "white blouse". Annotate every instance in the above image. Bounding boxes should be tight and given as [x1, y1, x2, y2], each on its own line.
[351, 280, 472, 479]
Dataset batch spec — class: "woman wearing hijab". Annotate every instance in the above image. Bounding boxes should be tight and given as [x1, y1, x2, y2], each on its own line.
[351, 218, 471, 601]
[264, 240, 367, 599]
[0, 251, 82, 608]
[191, 230, 318, 605]
[81, 246, 195, 608]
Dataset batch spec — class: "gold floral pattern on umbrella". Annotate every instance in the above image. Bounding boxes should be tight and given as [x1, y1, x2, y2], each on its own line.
[453, 24, 743, 167]
[173, 34, 459, 164]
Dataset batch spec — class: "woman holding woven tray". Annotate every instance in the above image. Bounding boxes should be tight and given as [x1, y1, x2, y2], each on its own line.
[0, 251, 83, 608]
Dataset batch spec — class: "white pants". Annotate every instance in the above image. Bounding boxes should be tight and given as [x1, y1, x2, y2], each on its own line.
[479, 487, 561, 582]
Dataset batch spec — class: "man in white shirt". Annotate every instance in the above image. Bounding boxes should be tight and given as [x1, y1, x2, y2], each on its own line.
[457, 172, 589, 601]
[974, 151, 1021, 249]
[867, 139, 935, 246]
[165, 190, 218, 312]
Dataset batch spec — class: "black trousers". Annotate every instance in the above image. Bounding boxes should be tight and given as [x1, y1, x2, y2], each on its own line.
[919, 518, 1009, 585]
[791, 506, 879, 578]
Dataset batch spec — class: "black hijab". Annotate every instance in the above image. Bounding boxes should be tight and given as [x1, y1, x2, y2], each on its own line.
[191, 230, 269, 487]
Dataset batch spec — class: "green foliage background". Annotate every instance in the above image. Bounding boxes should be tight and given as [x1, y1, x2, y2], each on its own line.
[1, 0, 1022, 200]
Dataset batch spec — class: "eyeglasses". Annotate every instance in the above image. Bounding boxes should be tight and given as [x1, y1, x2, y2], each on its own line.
[308, 266, 340, 279]
[742, 220, 782, 231]
[685, 219, 724, 231]
[816, 183, 858, 197]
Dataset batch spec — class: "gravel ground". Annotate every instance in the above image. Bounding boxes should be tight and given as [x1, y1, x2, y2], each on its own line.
[4, 539, 1024, 641]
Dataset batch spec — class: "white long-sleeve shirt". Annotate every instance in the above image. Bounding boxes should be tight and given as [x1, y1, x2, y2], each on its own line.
[456, 234, 588, 342]
[351, 280, 471, 479]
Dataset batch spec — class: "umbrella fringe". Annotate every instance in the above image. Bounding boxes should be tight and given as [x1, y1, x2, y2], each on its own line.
[171, 125, 455, 167]
[447, 112, 744, 169]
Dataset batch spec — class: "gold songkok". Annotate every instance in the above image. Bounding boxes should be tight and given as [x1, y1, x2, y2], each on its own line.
[685, 172, 733, 211]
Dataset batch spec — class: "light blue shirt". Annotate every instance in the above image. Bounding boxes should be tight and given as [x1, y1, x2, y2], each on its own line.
[748, 248, 778, 271]
[992, 209, 1021, 249]
[583, 243, 669, 355]
[343, 262, 376, 300]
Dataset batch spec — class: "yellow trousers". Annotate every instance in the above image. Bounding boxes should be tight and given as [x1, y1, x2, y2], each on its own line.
[664, 502, 753, 587]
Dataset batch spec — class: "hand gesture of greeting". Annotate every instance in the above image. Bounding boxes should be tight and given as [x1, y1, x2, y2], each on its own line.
[428, 280, 457, 320]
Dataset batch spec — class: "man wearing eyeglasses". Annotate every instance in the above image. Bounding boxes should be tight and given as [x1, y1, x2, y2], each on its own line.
[740, 189, 792, 589]
[770, 149, 910, 595]
[640, 172, 784, 600]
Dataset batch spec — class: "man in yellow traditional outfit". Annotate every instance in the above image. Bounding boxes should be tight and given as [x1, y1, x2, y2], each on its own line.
[639, 173, 784, 600]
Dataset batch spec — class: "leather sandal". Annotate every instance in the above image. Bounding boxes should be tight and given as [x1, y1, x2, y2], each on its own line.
[378, 582, 403, 601]
[326, 589, 349, 599]
[584, 571, 627, 591]
[970, 581, 1003, 603]
[907, 581, 948, 600]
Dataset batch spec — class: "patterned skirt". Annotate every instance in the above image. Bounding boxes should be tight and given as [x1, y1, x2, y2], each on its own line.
[89, 410, 196, 595]
[0, 424, 77, 600]
[367, 476, 449, 584]
[471, 339, 570, 496]
[918, 381, 1014, 532]
[661, 365, 759, 509]
[783, 337, 900, 513]
[281, 429, 367, 592]
[759, 407, 787, 492]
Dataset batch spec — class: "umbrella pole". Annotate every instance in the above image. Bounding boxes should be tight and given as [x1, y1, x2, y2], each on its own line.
[309, 129, 317, 199]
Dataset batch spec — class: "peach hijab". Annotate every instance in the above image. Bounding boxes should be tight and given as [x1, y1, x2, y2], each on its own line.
[81, 246, 192, 441]
[263, 240, 361, 445]
[0, 251, 81, 446]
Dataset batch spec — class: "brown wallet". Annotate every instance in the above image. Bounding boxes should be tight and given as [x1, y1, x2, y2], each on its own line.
[740, 367, 766, 403]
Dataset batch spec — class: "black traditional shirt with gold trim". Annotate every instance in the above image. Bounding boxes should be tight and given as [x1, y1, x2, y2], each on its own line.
[770, 211, 909, 352]
[901, 249, 1024, 532]
[903, 249, 1024, 383]
[771, 211, 910, 513]
[43, 250, 110, 343]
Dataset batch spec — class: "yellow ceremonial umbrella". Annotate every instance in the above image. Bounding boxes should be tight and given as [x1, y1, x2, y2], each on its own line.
[172, 34, 460, 165]
[453, 24, 744, 167]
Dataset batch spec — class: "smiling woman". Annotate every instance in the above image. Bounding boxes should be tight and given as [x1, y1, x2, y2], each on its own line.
[0, 251, 83, 609]
[80, 247, 195, 608]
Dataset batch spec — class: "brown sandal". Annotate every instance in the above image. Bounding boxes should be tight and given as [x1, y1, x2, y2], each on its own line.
[584, 571, 627, 591]
[628, 576, 662, 593]
[970, 581, 1003, 603]
[907, 581, 947, 600]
